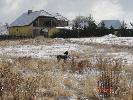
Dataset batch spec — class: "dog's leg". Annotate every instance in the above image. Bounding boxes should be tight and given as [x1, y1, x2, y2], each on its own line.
[58, 58, 61, 62]
[57, 56, 61, 62]
[63, 56, 68, 63]
[64, 59, 66, 63]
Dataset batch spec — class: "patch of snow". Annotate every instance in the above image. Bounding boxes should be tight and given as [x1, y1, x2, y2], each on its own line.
[58, 96, 77, 100]
[107, 52, 133, 64]
[102, 34, 117, 38]
[70, 35, 133, 46]
[74, 72, 84, 81]
[0, 23, 9, 35]
[19, 69, 39, 78]
[56, 26, 73, 30]
[0, 43, 81, 59]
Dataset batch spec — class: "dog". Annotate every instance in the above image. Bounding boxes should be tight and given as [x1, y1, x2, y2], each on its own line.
[57, 51, 69, 62]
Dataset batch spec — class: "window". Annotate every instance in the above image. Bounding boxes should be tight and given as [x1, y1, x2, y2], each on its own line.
[33, 21, 38, 27]
[44, 20, 52, 27]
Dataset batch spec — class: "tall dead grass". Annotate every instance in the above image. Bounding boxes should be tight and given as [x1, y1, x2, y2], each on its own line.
[0, 56, 133, 100]
[94, 56, 133, 100]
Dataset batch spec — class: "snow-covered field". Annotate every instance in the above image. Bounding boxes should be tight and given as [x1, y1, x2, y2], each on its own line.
[70, 34, 133, 46]
[69, 34, 133, 64]
[0, 34, 133, 65]
[0, 43, 81, 59]
[1, 35, 133, 100]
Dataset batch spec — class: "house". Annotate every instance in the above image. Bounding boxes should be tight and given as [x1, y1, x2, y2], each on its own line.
[98, 20, 122, 29]
[53, 13, 69, 27]
[9, 10, 69, 37]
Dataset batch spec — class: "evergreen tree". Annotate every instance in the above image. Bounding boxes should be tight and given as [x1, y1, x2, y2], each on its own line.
[98, 21, 108, 36]
[118, 20, 127, 37]
[85, 14, 97, 37]
[129, 22, 133, 37]
[110, 25, 114, 34]
[100, 21, 106, 29]
[86, 14, 97, 29]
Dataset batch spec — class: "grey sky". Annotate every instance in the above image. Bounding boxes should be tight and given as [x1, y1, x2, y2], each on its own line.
[0, 0, 133, 25]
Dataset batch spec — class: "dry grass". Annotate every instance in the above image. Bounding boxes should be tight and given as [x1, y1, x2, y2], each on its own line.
[0, 55, 133, 100]
[81, 77, 97, 97]
[0, 37, 133, 100]
[0, 37, 63, 47]
[93, 56, 133, 100]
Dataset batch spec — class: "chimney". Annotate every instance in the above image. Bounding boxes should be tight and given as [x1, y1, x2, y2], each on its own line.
[28, 10, 32, 14]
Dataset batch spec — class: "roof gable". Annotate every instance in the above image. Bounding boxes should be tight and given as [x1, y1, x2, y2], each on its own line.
[98, 20, 122, 29]
[10, 10, 68, 27]
[53, 13, 69, 21]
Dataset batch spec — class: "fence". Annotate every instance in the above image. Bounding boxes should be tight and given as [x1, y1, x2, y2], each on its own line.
[0, 35, 35, 40]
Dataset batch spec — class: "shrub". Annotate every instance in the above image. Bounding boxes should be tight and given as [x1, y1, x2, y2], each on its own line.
[48, 27, 60, 38]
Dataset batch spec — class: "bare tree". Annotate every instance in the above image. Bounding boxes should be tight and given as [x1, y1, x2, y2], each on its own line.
[72, 14, 96, 29]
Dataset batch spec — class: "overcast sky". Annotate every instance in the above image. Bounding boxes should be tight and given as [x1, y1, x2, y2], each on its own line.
[0, 0, 133, 25]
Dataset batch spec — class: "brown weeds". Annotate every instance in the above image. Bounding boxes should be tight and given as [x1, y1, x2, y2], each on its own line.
[0, 55, 132, 100]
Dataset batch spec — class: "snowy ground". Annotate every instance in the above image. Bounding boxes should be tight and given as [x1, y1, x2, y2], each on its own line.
[0, 34, 133, 65]
[69, 34, 133, 65]
[0, 43, 82, 59]
[70, 34, 133, 46]
[1, 35, 133, 100]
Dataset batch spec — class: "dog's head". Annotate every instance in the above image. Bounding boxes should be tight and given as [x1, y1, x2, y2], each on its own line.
[64, 51, 68, 55]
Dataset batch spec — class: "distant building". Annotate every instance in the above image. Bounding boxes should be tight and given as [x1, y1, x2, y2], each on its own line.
[98, 20, 122, 29]
[53, 13, 69, 27]
[9, 10, 69, 37]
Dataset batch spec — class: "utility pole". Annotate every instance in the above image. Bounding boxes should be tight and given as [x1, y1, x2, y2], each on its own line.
[78, 27, 80, 38]
[51, 20, 53, 28]
[78, 12, 80, 38]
